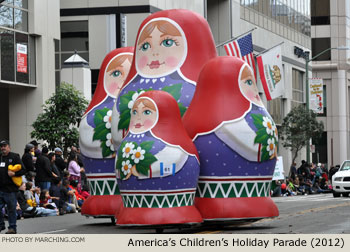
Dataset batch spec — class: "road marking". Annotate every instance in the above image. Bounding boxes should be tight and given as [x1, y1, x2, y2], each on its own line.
[41, 229, 67, 234]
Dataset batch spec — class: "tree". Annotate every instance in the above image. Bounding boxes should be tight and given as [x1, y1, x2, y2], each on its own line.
[31, 82, 88, 154]
[279, 105, 324, 163]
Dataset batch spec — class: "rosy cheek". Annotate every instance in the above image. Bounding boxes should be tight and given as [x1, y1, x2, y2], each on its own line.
[107, 82, 120, 95]
[143, 119, 154, 129]
[129, 119, 135, 126]
[165, 56, 179, 68]
[245, 90, 256, 100]
[138, 56, 148, 69]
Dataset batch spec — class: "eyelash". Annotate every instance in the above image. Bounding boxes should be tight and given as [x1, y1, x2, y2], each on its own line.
[161, 37, 179, 46]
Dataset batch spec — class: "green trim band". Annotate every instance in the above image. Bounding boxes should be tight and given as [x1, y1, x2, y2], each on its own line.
[122, 191, 196, 208]
[196, 180, 271, 198]
[88, 179, 120, 196]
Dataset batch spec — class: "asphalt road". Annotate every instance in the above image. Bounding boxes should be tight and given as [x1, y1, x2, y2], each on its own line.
[10, 193, 350, 234]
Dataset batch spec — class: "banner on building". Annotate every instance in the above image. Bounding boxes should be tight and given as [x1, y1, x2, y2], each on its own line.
[309, 78, 324, 114]
[17, 43, 27, 73]
[272, 156, 285, 180]
[257, 45, 285, 100]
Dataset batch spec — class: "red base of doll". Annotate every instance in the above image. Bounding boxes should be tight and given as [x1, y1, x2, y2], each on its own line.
[195, 197, 279, 221]
[116, 205, 203, 226]
[81, 195, 123, 217]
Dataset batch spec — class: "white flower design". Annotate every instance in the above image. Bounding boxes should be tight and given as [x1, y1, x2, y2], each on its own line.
[131, 146, 146, 164]
[262, 116, 274, 136]
[106, 133, 114, 151]
[121, 160, 132, 176]
[266, 138, 276, 156]
[128, 91, 145, 110]
[122, 142, 135, 158]
[103, 110, 112, 129]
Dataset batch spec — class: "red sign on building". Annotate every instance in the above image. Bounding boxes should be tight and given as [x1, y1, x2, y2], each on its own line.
[17, 43, 27, 73]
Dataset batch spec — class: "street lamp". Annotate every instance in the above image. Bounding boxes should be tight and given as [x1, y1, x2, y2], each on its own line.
[305, 46, 350, 163]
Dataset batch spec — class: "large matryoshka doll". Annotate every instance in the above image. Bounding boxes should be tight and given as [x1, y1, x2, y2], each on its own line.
[115, 90, 202, 226]
[111, 9, 217, 148]
[79, 47, 133, 219]
[183, 56, 279, 221]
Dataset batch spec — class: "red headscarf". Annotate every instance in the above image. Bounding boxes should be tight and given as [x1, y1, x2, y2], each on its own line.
[136, 91, 199, 160]
[122, 9, 217, 88]
[85, 47, 134, 114]
[182, 56, 251, 140]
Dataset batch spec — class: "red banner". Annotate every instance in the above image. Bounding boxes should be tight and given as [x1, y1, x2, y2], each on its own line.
[17, 43, 27, 73]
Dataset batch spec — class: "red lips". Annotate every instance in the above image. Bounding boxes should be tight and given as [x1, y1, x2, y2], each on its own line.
[149, 60, 161, 69]
[135, 123, 142, 128]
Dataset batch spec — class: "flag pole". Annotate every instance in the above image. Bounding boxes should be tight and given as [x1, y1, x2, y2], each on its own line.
[255, 41, 284, 56]
[215, 27, 257, 49]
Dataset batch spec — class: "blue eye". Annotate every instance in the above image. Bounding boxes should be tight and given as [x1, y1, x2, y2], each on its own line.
[245, 80, 253, 86]
[143, 110, 152, 115]
[132, 110, 137, 115]
[140, 42, 150, 51]
[111, 70, 121, 77]
[161, 39, 175, 47]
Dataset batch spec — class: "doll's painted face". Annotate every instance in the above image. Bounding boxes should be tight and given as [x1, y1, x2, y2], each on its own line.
[239, 65, 264, 107]
[136, 19, 186, 77]
[104, 54, 132, 97]
[129, 98, 158, 133]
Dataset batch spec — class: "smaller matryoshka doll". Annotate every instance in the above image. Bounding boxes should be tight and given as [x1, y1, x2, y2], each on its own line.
[183, 56, 279, 221]
[115, 90, 202, 226]
[79, 47, 133, 220]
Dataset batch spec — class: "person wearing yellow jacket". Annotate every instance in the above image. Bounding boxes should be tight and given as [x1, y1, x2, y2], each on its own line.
[0, 140, 26, 234]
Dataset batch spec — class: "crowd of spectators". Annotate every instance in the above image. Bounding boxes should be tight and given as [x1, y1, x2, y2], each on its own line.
[271, 160, 337, 197]
[2, 140, 90, 221]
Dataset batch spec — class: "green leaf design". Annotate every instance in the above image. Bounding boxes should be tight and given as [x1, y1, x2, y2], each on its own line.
[136, 153, 157, 176]
[118, 109, 131, 131]
[254, 128, 270, 144]
[178, 102, 187, 117]
[140, 141, 154, 152]
[260, 148, 270, 162]
[101, 141, 113, 158]
[94, 108, 110, 126]
[162, 83, 182, 101]
[251, 114, 264, 129]
[92, 127, 110, 141]
[119, 91, 136, 113]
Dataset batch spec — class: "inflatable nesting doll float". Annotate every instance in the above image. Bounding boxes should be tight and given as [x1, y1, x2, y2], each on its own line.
[79, 8, 279, 230]
[79, 47, 133, 223]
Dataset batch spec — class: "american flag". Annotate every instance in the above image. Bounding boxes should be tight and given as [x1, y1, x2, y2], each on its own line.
[224, 33, 256, 77]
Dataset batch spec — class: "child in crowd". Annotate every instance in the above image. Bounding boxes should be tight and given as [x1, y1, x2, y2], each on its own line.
[80, 184, 90, 199]
[59, 180, 77, 214]
[39, 189, 59, 210]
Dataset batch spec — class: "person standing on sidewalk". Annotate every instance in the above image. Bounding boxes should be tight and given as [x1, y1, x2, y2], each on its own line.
[35, 147, 57, 190]
[0, 140, 26, 234]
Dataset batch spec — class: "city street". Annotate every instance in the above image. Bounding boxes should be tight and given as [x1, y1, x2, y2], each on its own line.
[10, 194, 350, 234]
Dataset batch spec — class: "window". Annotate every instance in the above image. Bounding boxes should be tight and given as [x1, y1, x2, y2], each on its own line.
[60, 21, 89, 68]
[311, 0, 330, 25]
[292, 69, 304, 108]
[240, 0, 311, 42]
[0, 29, 15, 81]
[312, 38, 331, 61]
[267, 98, 283, 125]
[0, 0, 33, 84]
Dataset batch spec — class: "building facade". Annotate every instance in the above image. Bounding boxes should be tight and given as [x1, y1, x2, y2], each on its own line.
[311, 0, 350, 167]
[0, 0, 59, 153]
[2, 0, 315, 176]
